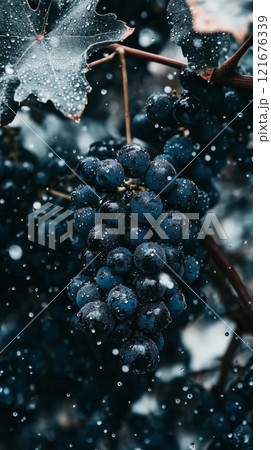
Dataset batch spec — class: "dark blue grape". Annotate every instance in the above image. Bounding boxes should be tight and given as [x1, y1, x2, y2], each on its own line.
[88, 141, 115, 160]
[126, 223, 150, 247]
[132, 112, 158, 143]
[76, 283, 101, 308]
[87, 224, 122, 251]
[106, 247, 133, 275]
[130, 190, 163, 224]
[183, 256, 200, 283]
[96, 159, 124, 189]
[71, 184, 99, 209]
[164, 135, 195, 170]
[160, 210, 188, 244]
[145, 159, 177, 194]
[73, 207, 97, 235]
[160, 243, 185, 272]
[136, 302, 171, 334]
[120, 336, 160, 374]
[117, 143, 150, 178]
[99, 197, 128, 223]
[77, 300, 116, 336]
[134, 242, 166, 273]
[165, 291, 186, 318]
[133, 274, 166, 302]
[80, 249, 98, 269]
[107, 285, 137, 320]
[146, 93, 174, 126]
[168, 178, 198, 211]
[173, 93, 202, 127]
[77, 156, 100, 184]
[67, 275, 90, 303]
[153, 333, 164, 351]
[96, 266, 123, 292]
[195, 190, 210, 217]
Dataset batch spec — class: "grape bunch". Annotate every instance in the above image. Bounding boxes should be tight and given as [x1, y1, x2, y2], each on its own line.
[133, 68, 252, 192]
[68, 139, 210, 374]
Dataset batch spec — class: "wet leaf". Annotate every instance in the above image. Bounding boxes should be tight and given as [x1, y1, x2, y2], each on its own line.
[0, 0, 133, 121]
[167, 0, 230, 72]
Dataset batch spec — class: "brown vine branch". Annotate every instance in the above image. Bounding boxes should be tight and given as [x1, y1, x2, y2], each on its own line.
[48, 189, 70, 200]
[107, 43, 187, 69]
[204, 236, 253, 318]
[211, 35, 253, 89]
[116, 47, 132, 144]
[106, 42, 252, 90]
[88, 51, 117, 69]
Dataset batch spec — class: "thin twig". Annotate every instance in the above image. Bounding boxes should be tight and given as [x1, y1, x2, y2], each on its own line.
[107, 43, 186, 70]
[204, 236, 253, 318]
[48, 189, 70, 200]
[116, 47, 132, 144]
[88, 51, 117, 69]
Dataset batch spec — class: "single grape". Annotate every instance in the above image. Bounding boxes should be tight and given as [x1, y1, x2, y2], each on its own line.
[106, 247, 133, 275]
[130, 190, 163, 224]
[164, 135, 195, 170]
[87, 224, 122, 251]
[67, 275, 90, 303]
[77, 156, 100, 184]
[77, 300, 116, 336]
[133, 242, 166, 273]
[71, 184, 99, 209]
[160, 243, 185, 272]
[117, 143, 150, 178]
[152, 333, 165, 351]
[173, 93, 202, 127]
[160, 211, 188, 244]
[120, 336, 160, 374]
[133, 274, 166, 302]
[136, 302, 171, 334]
[168, 178, 198, 211]
[76, 283, 101, 309]
[73, 207, 97, 235]
[183, 256, 200, 283]
[145, 159, 177, 194]
[96, 266, 123, 292]
[96, 159, 124, 189]
[107, 285, 137, 320]
[165, 291, 186, 318]
[146, 93, 174, 126]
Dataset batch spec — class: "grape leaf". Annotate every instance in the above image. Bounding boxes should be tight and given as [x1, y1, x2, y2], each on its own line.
[186, 0, 252, 42]
[167, 0, 230, 72]
[0, 0, 133, 121]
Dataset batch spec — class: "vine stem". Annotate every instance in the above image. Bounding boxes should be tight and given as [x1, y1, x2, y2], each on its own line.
[116, 47, 132, 144]
[48, 189, 70, 200]
[211, 35, 253, 88]
[204, 236, 253, 318]
[106, 42, 253, 90]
